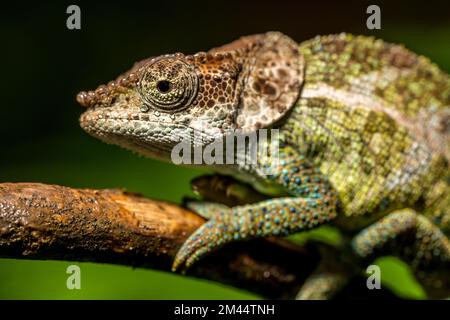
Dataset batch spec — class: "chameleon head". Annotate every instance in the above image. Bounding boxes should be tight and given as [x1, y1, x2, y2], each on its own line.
[77, 32, 304, 162]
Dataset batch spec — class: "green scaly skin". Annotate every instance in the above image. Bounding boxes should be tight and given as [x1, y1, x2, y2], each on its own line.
[77, 32, 449, 299]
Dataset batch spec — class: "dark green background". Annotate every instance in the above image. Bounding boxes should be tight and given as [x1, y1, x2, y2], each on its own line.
[0, 0, 449, 299]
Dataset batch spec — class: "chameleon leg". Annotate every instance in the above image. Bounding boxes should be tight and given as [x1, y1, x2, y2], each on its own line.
[172, 152, 339, 271]
[351, 209, 450, 298]
[296, 244, 353, 300]
[173, 196, 337, 271]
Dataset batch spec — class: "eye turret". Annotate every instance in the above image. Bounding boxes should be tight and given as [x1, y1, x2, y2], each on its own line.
[138, 57, 198, 112]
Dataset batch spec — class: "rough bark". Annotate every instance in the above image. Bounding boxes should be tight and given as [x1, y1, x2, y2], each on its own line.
[0, 182, 398, 299]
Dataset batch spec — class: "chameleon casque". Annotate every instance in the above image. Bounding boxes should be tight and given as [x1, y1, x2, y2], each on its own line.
[77, 32, 450, 299]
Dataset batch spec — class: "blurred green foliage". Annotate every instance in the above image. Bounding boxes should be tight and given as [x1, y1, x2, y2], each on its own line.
[0, 1, 448, 299]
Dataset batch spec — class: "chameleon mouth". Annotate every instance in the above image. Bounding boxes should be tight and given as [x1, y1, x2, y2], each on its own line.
[79, 110, 180, 158]
[81, 122, 175, 161]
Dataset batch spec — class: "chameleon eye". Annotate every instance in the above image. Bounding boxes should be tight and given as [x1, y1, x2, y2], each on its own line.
[138, 57, 198, 112]
[156, 80, 172, 93]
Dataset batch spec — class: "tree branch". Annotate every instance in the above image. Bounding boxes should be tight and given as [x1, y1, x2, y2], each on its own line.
[0, 182, 398, 299]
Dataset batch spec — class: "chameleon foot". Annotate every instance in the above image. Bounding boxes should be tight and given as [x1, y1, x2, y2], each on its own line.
[172, 206, 233, 271]
[352, 209, 450, 298]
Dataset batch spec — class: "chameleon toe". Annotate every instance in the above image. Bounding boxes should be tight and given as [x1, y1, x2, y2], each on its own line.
[172, 211, 233, 272]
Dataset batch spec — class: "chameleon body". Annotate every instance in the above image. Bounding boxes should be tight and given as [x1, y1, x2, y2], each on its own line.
[77, 32, 450, 298]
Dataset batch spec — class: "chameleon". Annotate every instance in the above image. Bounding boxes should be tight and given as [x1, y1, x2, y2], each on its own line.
[76, 32, 450, 299]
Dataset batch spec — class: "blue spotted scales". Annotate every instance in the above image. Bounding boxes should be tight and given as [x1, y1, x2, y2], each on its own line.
[77, 32, 450, 299]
